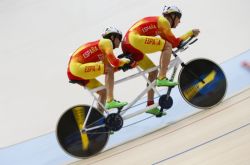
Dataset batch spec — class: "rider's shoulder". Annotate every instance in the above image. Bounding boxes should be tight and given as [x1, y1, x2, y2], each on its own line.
[142, 16, 161, 21]
[158, 15, 168, 22]
[98, 38, 112, 48]
[158, 16, 171, 28]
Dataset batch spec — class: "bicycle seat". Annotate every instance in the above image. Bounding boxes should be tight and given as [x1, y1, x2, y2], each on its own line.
[69, 80, 85, 86]
[117, 53, 131, 59]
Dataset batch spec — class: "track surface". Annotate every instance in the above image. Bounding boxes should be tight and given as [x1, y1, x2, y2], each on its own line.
[71, 88, 250, 165]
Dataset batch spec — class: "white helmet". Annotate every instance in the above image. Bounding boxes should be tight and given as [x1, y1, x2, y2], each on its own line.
[162, 5, 182, 18]
[102, 26, 122, 40]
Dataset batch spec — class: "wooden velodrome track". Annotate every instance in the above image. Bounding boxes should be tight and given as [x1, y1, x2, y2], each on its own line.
[70, 88, 250, 165]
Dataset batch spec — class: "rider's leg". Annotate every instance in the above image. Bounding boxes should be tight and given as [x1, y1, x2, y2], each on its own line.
[86, 79, 105, 112]
[137, 55, 157, 104]
[125, 33, 177, 87]
[148, 69, 158, 102]
[97, 90, 106, 112]
[137, 55, 166, 116]
[121, 34, 169, 115]
[69, 61, 106, 112]
[158, 41, 172, 79]
[104, 62, 114, 102]
[103, 60, 128, 109]
[157, 41, 178, 87]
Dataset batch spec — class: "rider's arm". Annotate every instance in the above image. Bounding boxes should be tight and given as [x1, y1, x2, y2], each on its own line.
[99, 39, 120, 67]
[157, 16, 181, 48]
[179, 30, 194, 41]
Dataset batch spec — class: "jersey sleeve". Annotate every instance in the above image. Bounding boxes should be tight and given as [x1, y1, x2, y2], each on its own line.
[179, 30, 194, 41]
[157, 16, 181, 48]
[157, 16, 194, 48]
[99, 39, 120, 67]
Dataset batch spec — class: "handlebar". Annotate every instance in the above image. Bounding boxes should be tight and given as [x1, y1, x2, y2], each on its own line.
[117, 53, 136, 72]
[174, 36, 198, 54]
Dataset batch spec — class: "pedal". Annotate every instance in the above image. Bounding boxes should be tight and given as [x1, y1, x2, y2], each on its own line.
[155, 110, 166, 118]
[156, 113, 163, 118]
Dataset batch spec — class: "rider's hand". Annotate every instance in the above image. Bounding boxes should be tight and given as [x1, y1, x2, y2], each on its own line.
[119, 58, 130, 67]
[130, 61, 137, 68]
[192, 29, 200, 37]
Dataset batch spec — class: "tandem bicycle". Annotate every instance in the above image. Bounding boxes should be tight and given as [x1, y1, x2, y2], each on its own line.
[56, 37, 227, 158]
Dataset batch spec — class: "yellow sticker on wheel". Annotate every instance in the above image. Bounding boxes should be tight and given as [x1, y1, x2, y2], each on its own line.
[72, 106, 89, 150]
[183, 70, 216, 100]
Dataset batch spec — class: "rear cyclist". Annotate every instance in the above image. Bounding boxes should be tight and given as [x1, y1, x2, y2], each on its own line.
[67, 27, 130, 111]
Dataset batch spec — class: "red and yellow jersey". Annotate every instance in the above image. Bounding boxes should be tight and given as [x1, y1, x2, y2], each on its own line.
[69, 39, 120, 67]
[126, 16, 193, 48]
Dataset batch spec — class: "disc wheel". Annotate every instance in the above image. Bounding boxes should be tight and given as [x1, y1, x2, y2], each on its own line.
[178, 58, 227, 108]
[56, 105, 109, 158]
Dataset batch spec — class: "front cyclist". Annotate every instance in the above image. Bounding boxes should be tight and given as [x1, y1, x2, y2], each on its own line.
[67, 27, 130, 112]
[122, 5, 200, 116]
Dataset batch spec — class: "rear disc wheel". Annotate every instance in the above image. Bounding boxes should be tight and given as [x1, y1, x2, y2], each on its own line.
[56, 105, 109, 158]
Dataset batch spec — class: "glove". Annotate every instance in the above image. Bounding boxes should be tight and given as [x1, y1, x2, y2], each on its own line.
[119, 58, 130, 67]
[192, 29, 200, 37]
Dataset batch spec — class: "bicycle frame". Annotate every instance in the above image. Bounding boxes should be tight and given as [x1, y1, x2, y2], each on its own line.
[81, 37, 199, 132]
[81, 50, 185, 132]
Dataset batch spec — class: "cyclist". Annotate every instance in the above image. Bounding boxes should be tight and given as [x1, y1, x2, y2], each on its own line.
[67, 27, 130, 112]
[122, 5, 200, 116]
